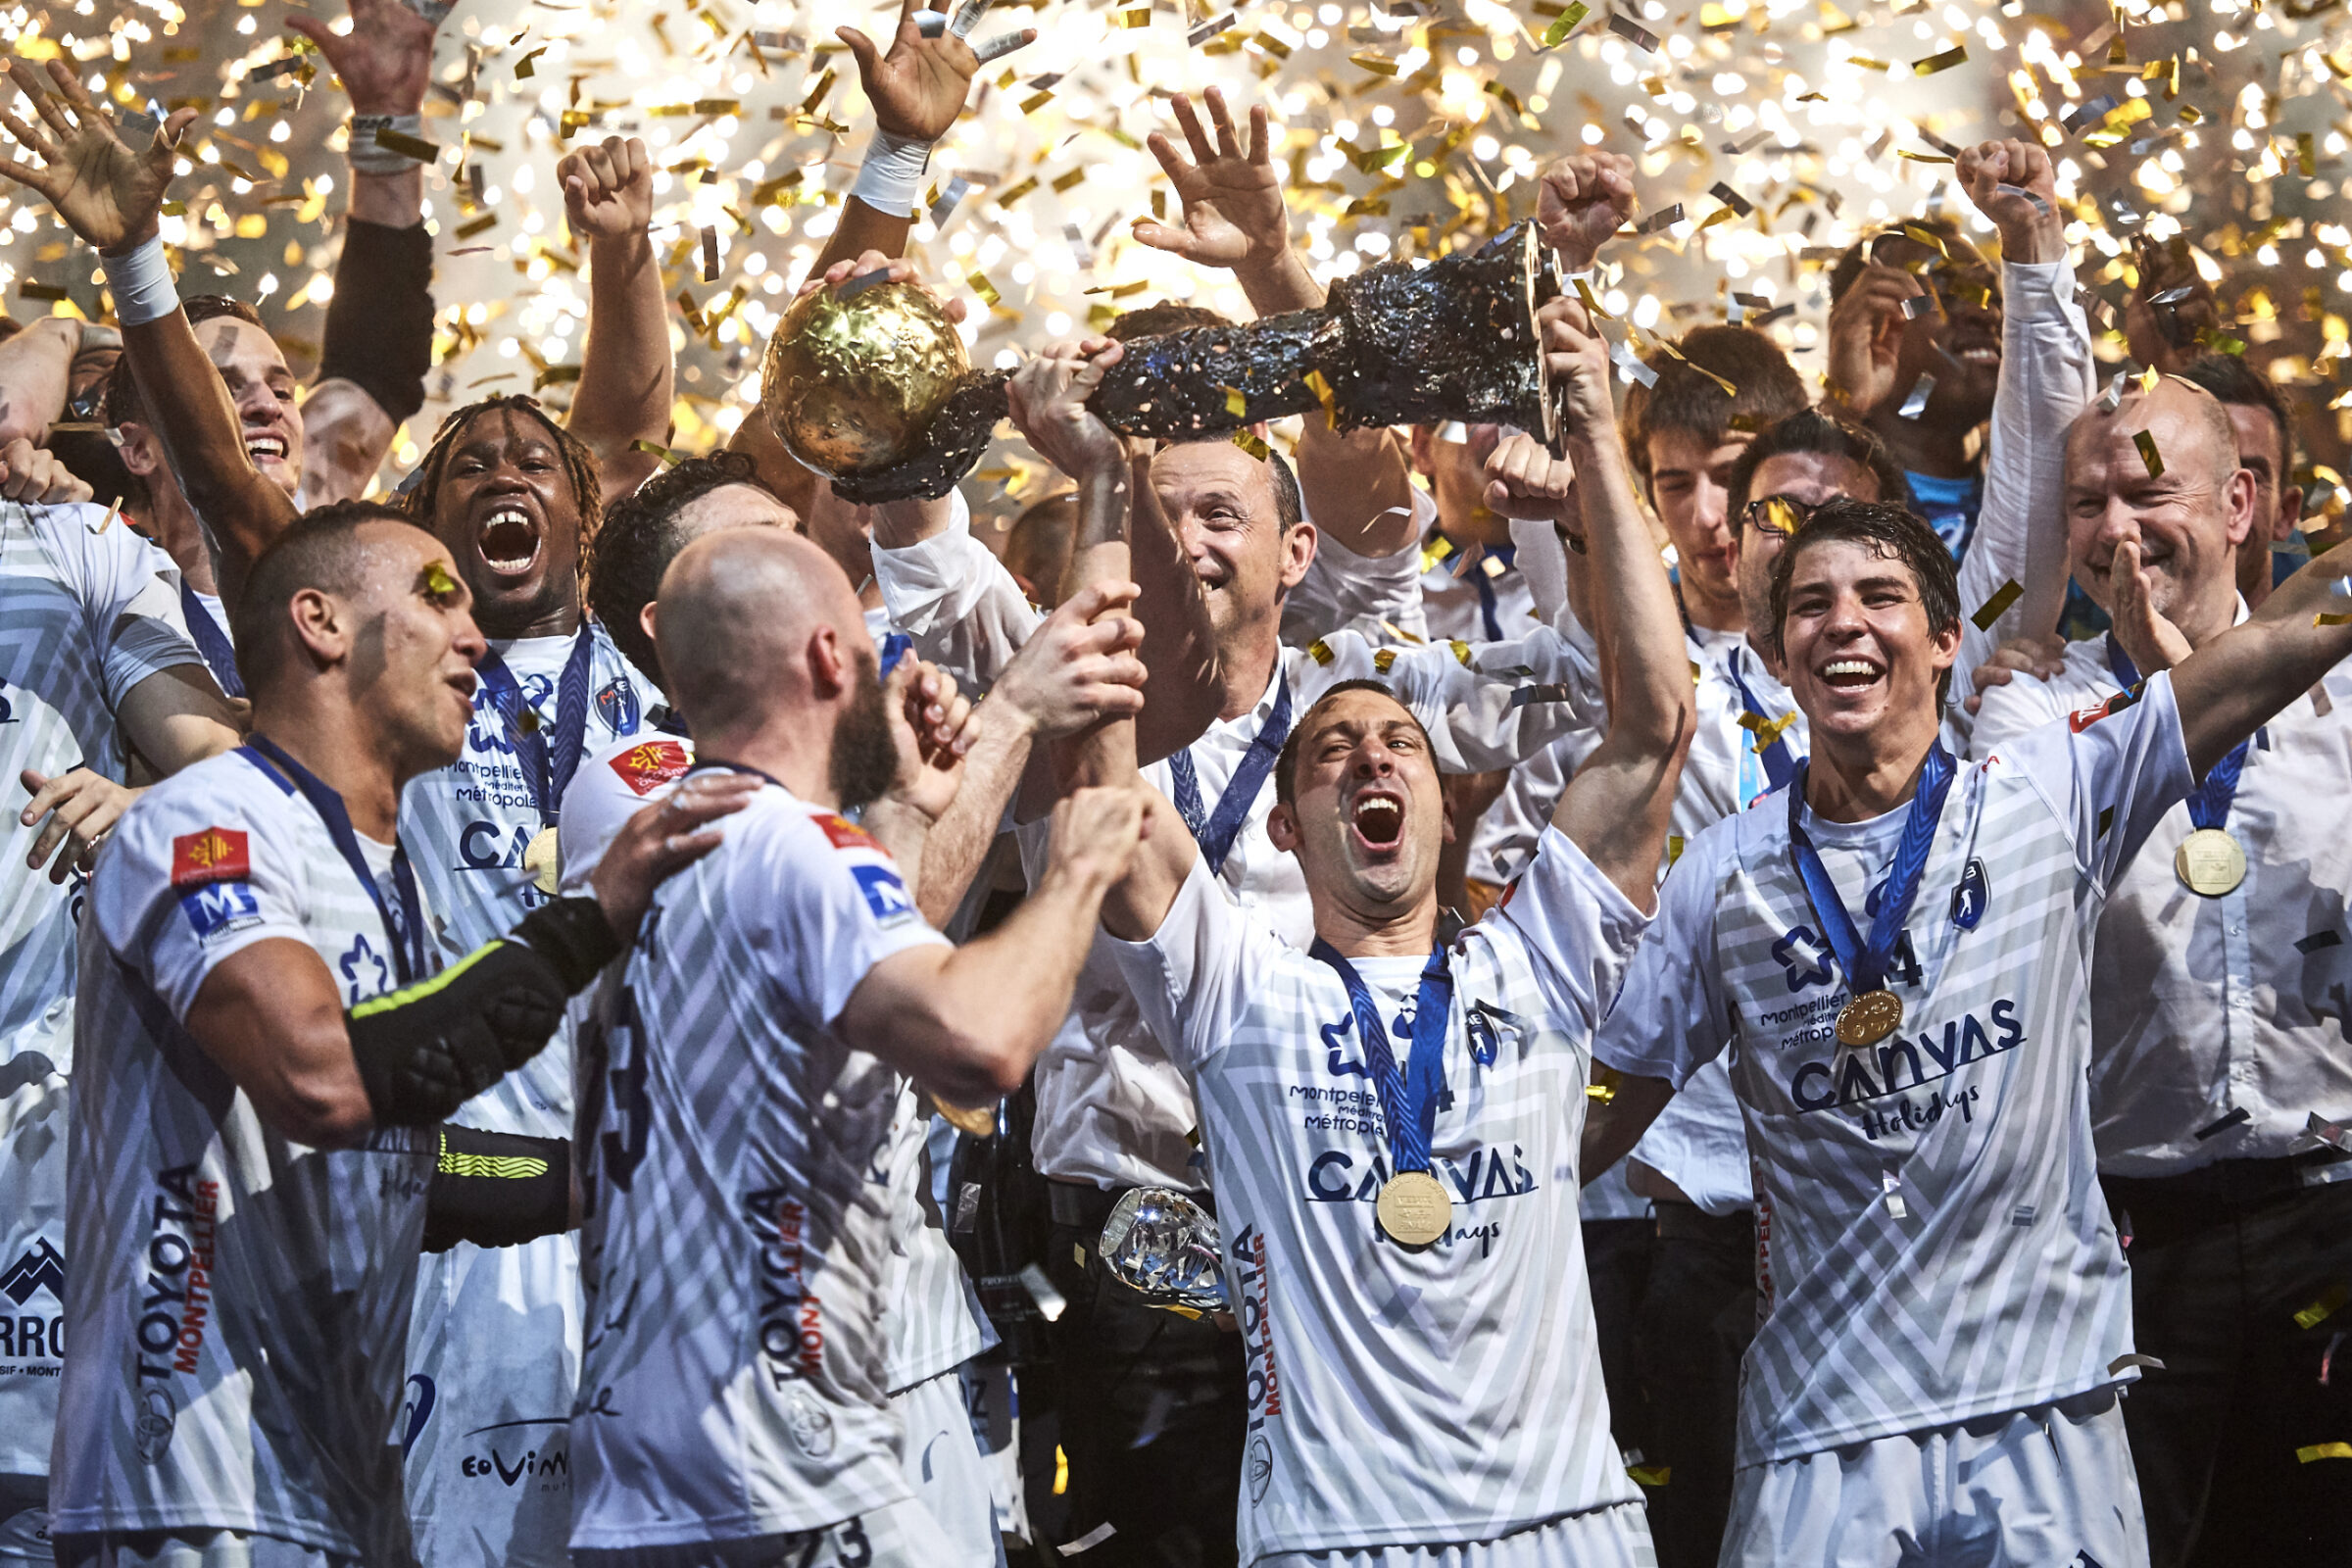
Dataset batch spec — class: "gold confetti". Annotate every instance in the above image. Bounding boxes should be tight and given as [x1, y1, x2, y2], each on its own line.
[1971, 580, 2024, 630]
[2134, 430, 2165, 479]
[1540, 3, 1590, 47]
[2298, 1283, 2352, 1329]
[2298, 1443, 2352, 1462]
[1913, 44, 1968, 74]
[1222, 385, 1249, 416]
[423, 561, 461, 597]
[967, 270, 1003, 307]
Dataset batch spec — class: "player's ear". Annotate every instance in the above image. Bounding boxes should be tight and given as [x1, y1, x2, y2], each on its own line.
[1265, 800, 1300, 853]
[805, 622, 850, 699]
[639, 602, 659, 646]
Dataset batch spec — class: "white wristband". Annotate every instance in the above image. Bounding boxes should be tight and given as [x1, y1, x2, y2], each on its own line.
[850, 128, 934, 220]
[101, 234, 178, 328]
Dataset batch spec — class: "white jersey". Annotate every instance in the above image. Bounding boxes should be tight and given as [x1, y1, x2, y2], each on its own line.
[555, 724, 695, 897]
[569, 778, 949, 1551]
[1024, 632, 1607, 1193]
[0, 502, 207, 1065]
[397, 622, 646, 1567]
[881, 1087, 993, 1395]
[1595, 675, 2197, 1465]
[1110, 831, 1648, 1560]
[55, 748, 448, 1560]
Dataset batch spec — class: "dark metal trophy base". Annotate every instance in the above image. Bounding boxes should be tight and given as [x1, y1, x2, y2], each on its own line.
[830, 222, 1561, 504]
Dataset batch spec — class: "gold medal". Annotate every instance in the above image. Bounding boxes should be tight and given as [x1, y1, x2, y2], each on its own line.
[2174, 827, 2245, 898]
[1376, 1169, 1452, 1249]
[1836, 990, 1904, 1050]
[524, 826, 562, 896]
[930, 1098, 999, 1138]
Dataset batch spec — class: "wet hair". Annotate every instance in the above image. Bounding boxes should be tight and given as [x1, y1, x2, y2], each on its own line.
[2176, 352, 2295, 475]
[401, 394, 604, 553]
[586, 452, 773, 691]
[1621, 324, 1809, 491]
[231, 500, 432, 691]
[1273, 678, 1436, 810]
[1767, 497, 1963, 706]
[1727, 409, 1911, 522]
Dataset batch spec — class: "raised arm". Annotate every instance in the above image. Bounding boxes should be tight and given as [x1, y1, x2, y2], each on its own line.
[0, 316, 78, 447]
[1543, 295, 1694, 910]
[0, 61, 297, 602]
[560, 135, 670, 502]
[1132, 88, 1417, 560]
[288, 0, 441, 504]
[2169, 536, 2352, 773]
[815, 0, 1032, 281]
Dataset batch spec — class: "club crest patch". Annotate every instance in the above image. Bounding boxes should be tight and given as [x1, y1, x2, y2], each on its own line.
[609, 740, 692, 797]
[171, 828, 250, 889]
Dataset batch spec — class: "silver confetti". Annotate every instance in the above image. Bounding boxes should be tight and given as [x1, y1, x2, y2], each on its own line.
[1898, 371, 1935, 419]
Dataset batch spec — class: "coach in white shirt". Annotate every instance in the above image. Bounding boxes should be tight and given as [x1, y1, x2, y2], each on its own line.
[1589, 460, 2352, 1565]
[1971, 371, 2352, 1561]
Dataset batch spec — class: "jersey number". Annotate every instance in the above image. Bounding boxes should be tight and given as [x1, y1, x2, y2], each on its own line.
[599, 983, 651, 1193]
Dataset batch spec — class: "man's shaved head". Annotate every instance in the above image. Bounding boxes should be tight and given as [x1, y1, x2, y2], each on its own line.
[656, 528, 899, 808]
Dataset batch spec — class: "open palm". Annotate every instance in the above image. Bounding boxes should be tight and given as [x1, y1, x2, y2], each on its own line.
[0, 60, 190, 254]
[1132, 89, 1287, 273]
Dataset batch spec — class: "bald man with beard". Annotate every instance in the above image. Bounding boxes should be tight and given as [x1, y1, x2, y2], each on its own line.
[567, 528, 1150, 1568]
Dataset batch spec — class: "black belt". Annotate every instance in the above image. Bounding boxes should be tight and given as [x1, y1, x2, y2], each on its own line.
[1047, 1178, 1215, 1230]
[1654, 1200, 1754, 1245]
[2103, 1153, 2349, 1216]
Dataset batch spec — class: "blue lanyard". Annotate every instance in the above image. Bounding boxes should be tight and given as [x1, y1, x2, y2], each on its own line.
[178, 580, 245, 701]
[2106, 633, 2250, 833]
[1310, 939, 1454, 1174]
[1168, 674, 1293, 875]
[240, 735, 426, 987]
[1728, 646, 1797, 791]
[475, 625, 596, 824]
[1786, 744, 1956, 999]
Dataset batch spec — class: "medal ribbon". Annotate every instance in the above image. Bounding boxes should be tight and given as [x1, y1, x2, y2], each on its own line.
[475, 625, 597, 825]
[1729, 647, 1797, 790]
[1167, 675, 1293, 874]
[1309, 940, 1454, 1175]
[240, 735, 426, 986]
[2108, 633, 2249, 832]
[178, 580, 246, 701]
[1786, 744, 1957, 999]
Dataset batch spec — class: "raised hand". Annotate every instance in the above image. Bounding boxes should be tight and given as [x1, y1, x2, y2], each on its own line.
[1131, 88, 1290, 278]
[1823, 263, 1921, 416]
[0, 60, 194, 254]
[796, 250, 969, 328]
[2108, 538, 2193, 674]
[1962, 631, 2067, 714]
[1006, 338, 1127, 483]
[560, 135, 653, 245]
[839, 0, 1028, 143]
[1475, 424, 1577, 521]
[990, 582, 1149, 738]
[1535, 152, 1637, 275]
[285, 0, 442, 119]
[1045, 783, 1151, 895]
[885, 657, 978, 822]
[1957, 137, 2062, 267]
[19, 766, 133, 883]
[1539, 293, 1615, 436]
[0, 436, 93, 504]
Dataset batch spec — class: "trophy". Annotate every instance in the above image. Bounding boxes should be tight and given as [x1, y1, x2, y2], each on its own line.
[1096, 1186, 1229, 1315]
[761, 221, 1565, 504]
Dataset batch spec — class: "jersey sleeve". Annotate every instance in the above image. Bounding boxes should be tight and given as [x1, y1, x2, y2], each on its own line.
[1992, 667, 2195, 890]
[1587, 827, 1737, 1088]
[1104, 854, 1283, 1073]
[741, 805, 951, 1030]
[49, 506, 211, 713]
[94, 763, 314, 1020]
[1491, 823, 1651, 1036]
[871, 495, 1042, 694]
[1282, 484, 1434, 647]
[1326, 618, 1605, 773]
[556, 737, 694, 895]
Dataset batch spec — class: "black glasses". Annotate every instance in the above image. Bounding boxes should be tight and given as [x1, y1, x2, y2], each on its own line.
[1741, 494, 1820, 537]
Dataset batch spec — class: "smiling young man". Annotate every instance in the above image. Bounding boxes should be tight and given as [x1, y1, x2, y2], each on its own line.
[1969, 373, 2352, 1565]
[1027, 285, 1691, 1566]
[1585, 486, 2352, 1566]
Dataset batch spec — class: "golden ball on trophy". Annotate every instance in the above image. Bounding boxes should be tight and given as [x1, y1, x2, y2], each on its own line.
[759, 279, 970, 479]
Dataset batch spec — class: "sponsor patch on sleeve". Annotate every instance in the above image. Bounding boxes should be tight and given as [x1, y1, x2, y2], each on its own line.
[171, 828, 250, 889]
[609, 739, 692, 797]
[850, 862, 918, 928]
[814, 812, 879, 853]
[178, 880, 263, 943]
[2068, 685, 2141, 732]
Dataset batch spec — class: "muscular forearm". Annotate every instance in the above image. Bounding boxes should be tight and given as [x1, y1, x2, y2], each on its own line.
[908, 702, 1033, 925]
[1060, 467, 1140, 788]
[2173, 537, 2352, 772]
[1295, 425, 1418, 559]
[806, 196, 915, 283]
[0, 318, 77, 445]
[346, 166, 422, 229]
[1576, 434, 1688, 750]
[1579, 1070, 1674, 1183]
[569, 230, 673, 488]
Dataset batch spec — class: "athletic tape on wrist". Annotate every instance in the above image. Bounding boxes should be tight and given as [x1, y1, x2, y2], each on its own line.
[100, 235, 178, 328]
[850, 128, 935, 220]
[347, 114, 429, 176]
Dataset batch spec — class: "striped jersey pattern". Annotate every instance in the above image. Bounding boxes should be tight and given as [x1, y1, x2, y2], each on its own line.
[881, 1084, 993, 1395]
[0, 501, 206, 1064]
[1595, 674, 2195, 1465]
[569, 782, 948, 1551]
[55, 750, 439, 1560]
[1111, 829, 1650, 1559]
